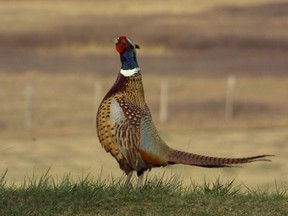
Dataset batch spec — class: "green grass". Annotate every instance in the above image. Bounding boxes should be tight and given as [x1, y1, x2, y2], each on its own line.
[1, 170, 287, 216]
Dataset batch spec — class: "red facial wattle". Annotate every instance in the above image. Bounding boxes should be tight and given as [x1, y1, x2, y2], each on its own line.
[116, 43, 126, 53]
[115, 36, 128, 53]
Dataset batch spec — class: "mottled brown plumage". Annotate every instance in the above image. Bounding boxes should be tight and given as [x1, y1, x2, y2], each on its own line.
[96, 36, 273, 189]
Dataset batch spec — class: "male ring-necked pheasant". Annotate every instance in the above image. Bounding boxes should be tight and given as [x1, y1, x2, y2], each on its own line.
[96, 36, 273, 189]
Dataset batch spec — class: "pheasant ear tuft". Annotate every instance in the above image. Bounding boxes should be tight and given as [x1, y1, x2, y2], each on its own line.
[135, 44, 140, 49]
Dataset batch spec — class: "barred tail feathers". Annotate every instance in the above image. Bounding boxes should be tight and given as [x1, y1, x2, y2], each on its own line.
[168, 150, 274, 168]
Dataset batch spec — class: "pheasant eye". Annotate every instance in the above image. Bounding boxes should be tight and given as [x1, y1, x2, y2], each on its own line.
[116, 40, 128, 53]
[122, 41, 128, 47]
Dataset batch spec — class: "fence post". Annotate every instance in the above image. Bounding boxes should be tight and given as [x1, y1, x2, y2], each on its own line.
[94, 82, 102, 124]
[225, 75, 236, 121]
[24, 82, 33, 130]
[159, 80, 168, 123]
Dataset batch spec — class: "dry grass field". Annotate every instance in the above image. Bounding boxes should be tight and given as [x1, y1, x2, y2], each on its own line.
[0, 0, 287, 188]
[0, 73, 287, 188]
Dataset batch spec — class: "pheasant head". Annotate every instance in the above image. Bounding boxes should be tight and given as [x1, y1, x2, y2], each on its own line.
[113, 36, 140, 76]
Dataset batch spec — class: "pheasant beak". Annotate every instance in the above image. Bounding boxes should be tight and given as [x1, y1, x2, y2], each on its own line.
[113, 37, 119, 44]
[113, 36, 140, 54]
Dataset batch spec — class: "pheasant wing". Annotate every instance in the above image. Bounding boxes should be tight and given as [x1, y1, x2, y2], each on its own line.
[110, 97, 147, 170]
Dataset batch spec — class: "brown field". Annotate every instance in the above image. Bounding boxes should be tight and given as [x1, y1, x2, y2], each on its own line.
[0, 0, 287, 188]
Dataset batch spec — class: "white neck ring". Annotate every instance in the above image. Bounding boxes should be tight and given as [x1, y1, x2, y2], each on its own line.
[120, 67, 140, 77]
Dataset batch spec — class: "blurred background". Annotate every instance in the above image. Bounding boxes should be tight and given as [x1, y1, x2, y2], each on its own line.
[0, 0, 287, 187]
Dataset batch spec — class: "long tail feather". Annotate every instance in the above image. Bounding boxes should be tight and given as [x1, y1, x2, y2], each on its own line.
[168, 150, 274, 168]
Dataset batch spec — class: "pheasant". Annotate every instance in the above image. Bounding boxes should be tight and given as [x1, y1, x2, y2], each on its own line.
[96, 36, 273, 189]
